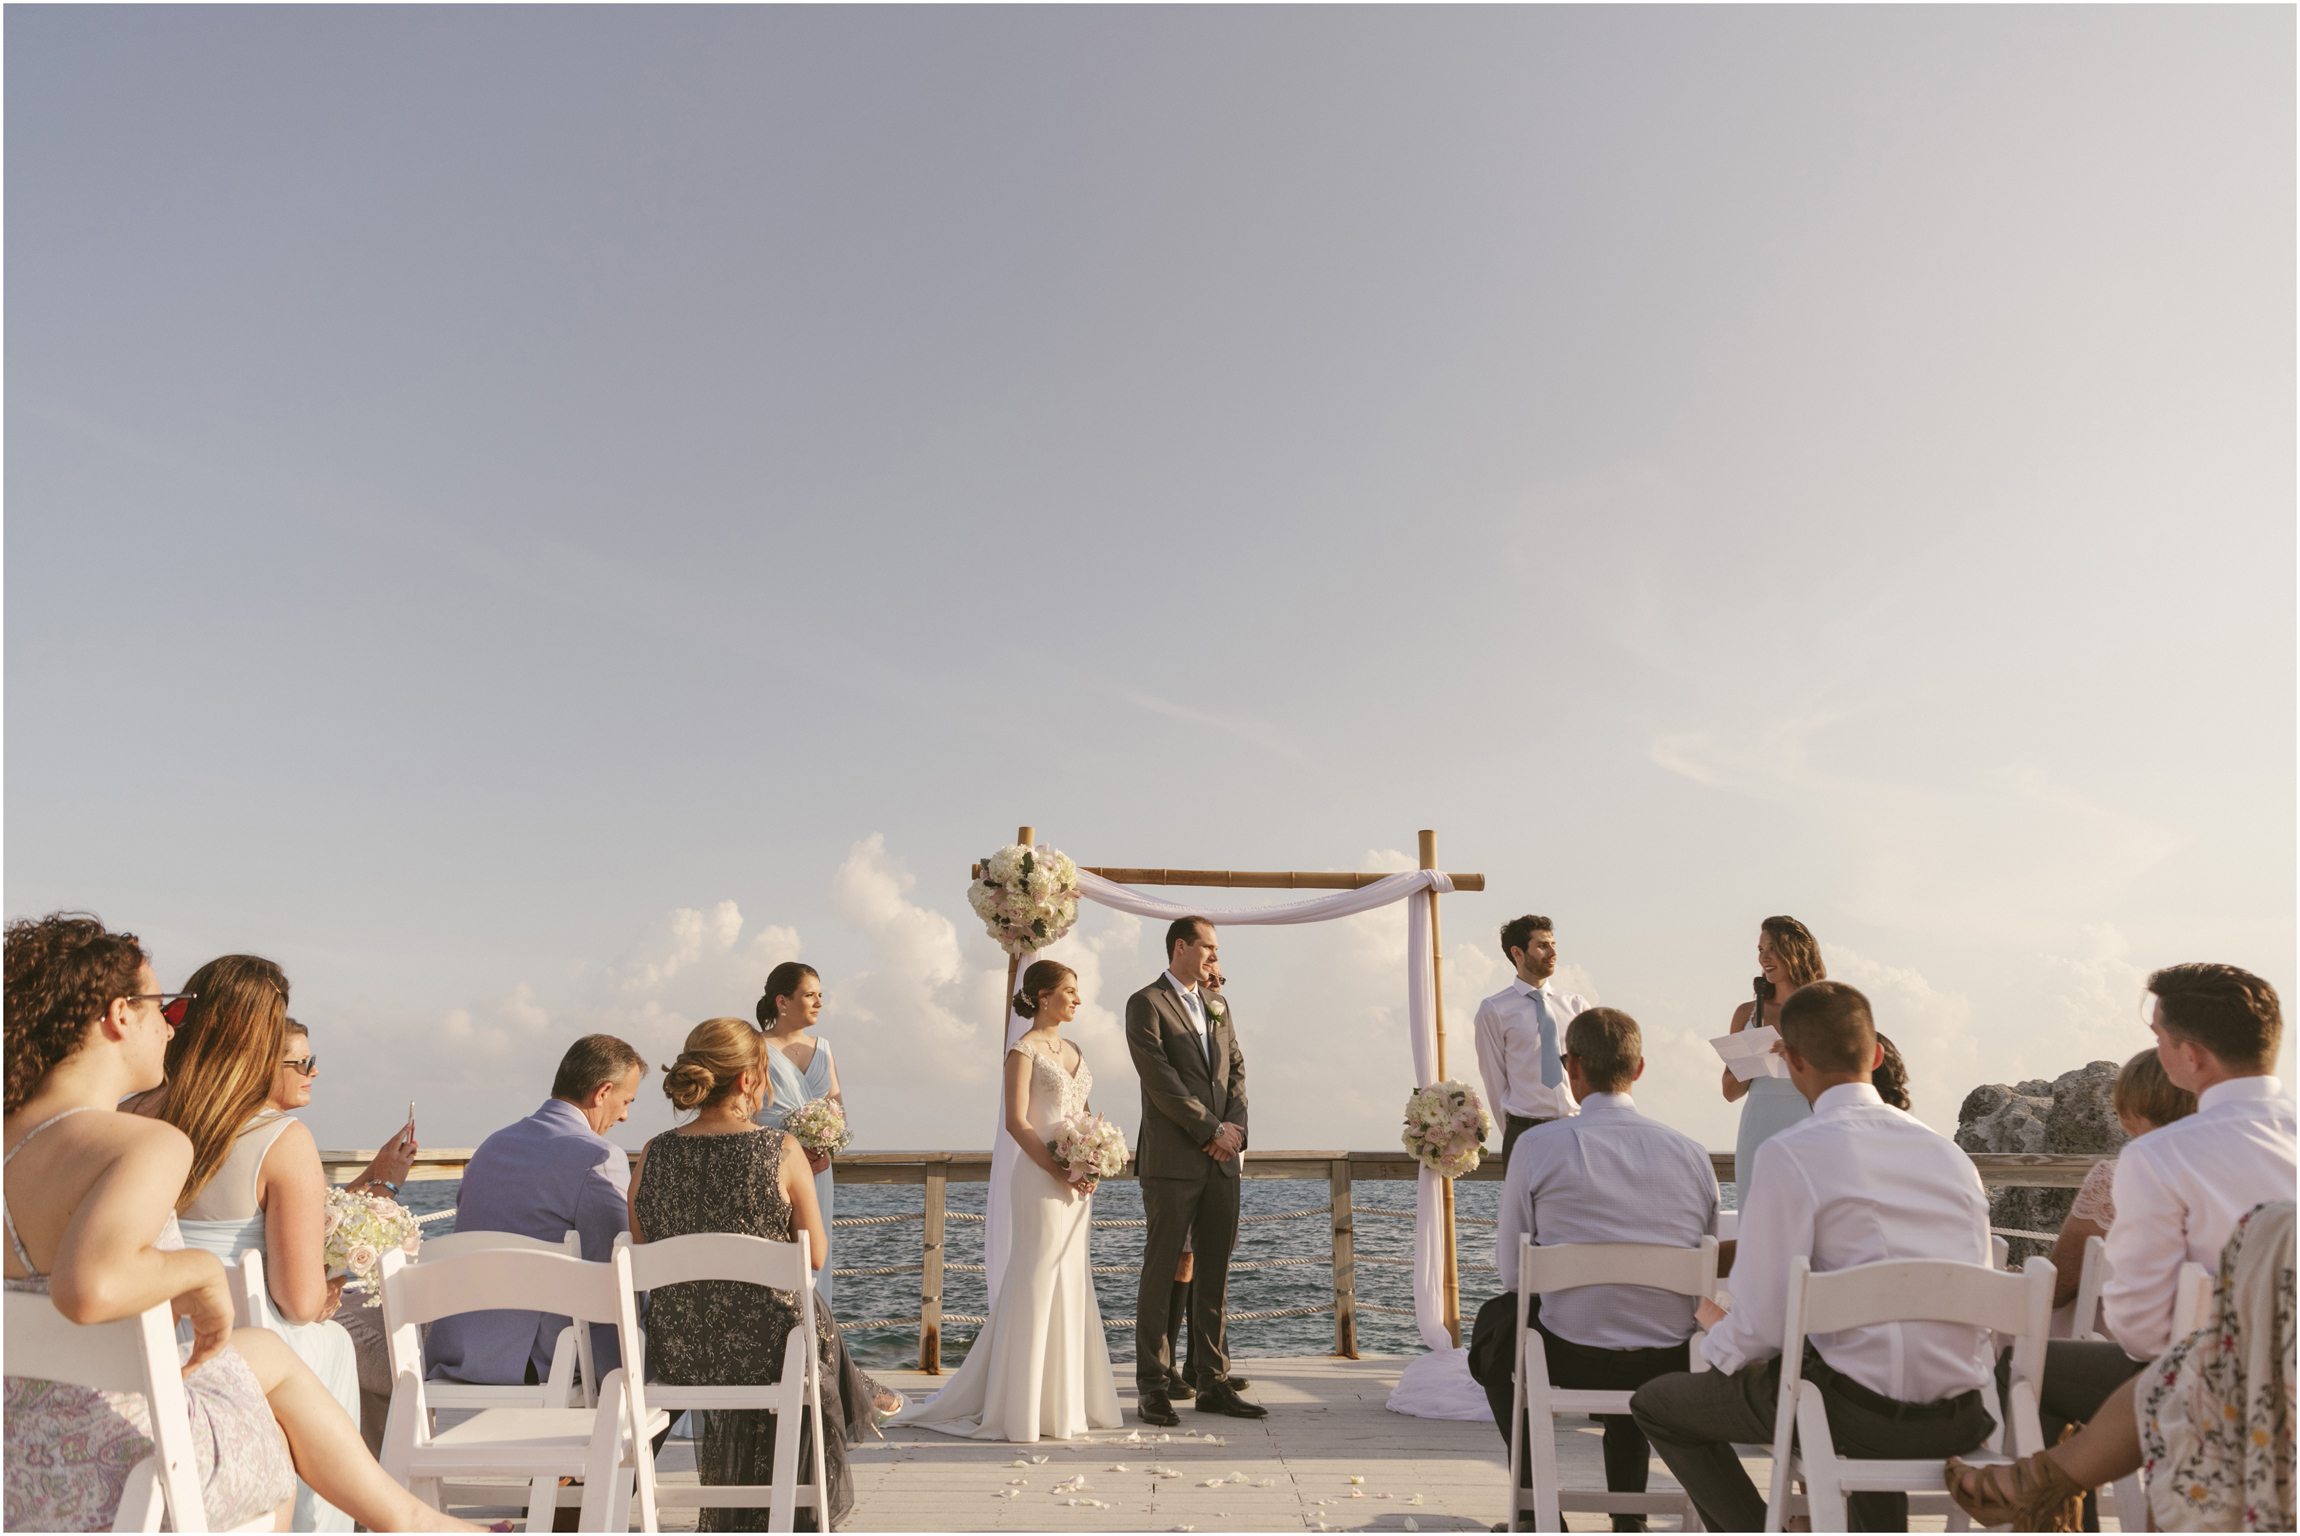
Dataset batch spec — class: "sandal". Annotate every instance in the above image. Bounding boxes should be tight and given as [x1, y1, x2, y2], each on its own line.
[1944, 1451, 2085, 1532]
[869, 1387, 905, 1438]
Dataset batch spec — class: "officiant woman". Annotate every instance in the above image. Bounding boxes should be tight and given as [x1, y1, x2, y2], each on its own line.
[1721, 916, 1825, 1204]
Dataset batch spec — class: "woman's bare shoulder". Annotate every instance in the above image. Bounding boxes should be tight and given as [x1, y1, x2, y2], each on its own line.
[1728, 1000, 1756, 1030]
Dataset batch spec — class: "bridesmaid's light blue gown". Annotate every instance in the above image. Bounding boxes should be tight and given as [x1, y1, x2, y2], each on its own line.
[1732, 1073, 1812, 1207]
[758, 1037, 839, 1314]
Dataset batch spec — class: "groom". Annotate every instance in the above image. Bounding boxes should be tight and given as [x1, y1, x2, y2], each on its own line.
[1126, 916, 1268, 1424]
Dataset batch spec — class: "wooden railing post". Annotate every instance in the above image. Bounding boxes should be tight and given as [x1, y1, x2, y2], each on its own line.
[919, 1159, 947, 1373]
[1330, 1157, 1358, 1359]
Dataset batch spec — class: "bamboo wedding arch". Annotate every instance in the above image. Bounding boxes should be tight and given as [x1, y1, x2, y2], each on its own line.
[971, 825, 1486, 1347]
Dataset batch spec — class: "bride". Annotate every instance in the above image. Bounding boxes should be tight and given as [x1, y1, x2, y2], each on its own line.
[894, 959, 1123, 1442]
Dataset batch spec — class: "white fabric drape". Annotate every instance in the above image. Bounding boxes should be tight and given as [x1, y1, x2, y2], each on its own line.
[982, 869, 1460, 1355]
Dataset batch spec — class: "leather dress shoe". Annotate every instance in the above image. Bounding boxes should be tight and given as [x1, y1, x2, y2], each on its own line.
[1135, 1391, 1181, 1427]
[1222, 1375, 1250, 1391]
[1165, 1379, 1196, 1401]
[1194, 1384, 1268, 1419]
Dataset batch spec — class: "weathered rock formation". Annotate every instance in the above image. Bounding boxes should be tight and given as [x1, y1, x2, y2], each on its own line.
[1956, 1060, 2124, 1266]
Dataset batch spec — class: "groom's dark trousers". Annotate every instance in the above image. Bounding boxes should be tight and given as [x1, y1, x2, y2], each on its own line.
[1126, 974, 1248, 1395]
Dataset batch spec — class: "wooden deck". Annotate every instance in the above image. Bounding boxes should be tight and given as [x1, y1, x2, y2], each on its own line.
[638, 1355, 2009, 1533]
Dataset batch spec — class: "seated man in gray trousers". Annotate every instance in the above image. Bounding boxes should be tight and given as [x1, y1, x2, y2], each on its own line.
[1629, 982, 1997, 1533]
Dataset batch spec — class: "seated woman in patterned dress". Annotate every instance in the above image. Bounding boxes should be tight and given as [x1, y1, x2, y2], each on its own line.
[630, 1016, 880, 1532]
[2, 912, 477, 1533]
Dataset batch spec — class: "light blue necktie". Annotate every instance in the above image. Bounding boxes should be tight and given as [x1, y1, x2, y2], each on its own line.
[1531, 989, 1563, 1089]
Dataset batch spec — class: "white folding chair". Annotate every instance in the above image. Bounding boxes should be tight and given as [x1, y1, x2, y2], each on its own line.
[224, 1247, 278, 1330]
[616, 1229, 827, 1533]
[1990, 1235, 2010, 1272]
[2171, 1260, 2212, 1338]
[380, 1244, 666, 1533]
[1509, 1233, 1718, 1533]
[2072, 1235, 2111, 1342]
[4, 1291, 276, 1533]
[416, 1228, 597, 1411]
[1763, 1253, 2055, 1533]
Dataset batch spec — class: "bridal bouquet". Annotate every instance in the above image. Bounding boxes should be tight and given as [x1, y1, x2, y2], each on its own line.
[969, 843, 1080, 957]
[784, 1098, 853, 1157]
[323, 1187, 422, 1304]
[1401, 1081, 1492, 1179]
[1049, 1111, 1128, 1185]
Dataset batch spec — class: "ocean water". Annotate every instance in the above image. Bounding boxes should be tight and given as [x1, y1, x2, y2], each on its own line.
[394, 1173, 1737, 1374]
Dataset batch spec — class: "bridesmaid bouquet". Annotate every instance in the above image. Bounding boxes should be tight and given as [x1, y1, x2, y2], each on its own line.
[1402, 1081, 1492, 1179]
[1049, 1112, 1128, 1185]
[323, 1187, 422, 1304]
[784, 1098, 853, 1157]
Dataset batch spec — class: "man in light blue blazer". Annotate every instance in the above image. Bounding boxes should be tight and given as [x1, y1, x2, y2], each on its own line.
[425, 1034, 649, 1385]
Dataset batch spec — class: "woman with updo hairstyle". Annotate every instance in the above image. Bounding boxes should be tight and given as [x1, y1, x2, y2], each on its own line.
[1721, 915, 1827, 1205]
[629, 1017, 883, 1530]
[753, 961, 847, 1312]
[893, 956, 1123, 1441]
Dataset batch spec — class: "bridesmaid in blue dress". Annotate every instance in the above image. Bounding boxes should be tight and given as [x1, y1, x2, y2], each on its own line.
[754, 962, 844, 1313]
[1723, 916, 1827, 1207]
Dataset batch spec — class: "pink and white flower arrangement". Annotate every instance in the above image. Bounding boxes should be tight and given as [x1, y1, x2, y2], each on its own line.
[1049, 1111, 1128, 1185]
[1401, 1081, 1491, 1179]
[784, 1098, 853, 1157]
[969, 844, 1080, 957]
[323, 1187, 421, 1304]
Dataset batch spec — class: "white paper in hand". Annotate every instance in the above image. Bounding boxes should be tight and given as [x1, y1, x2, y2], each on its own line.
[1711, 1025, 1789, 1082]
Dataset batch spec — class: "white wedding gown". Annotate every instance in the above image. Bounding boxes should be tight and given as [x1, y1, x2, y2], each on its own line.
[893, 1043, 1123, 1442]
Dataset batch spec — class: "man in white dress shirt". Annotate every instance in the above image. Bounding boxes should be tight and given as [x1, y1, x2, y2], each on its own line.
[1631, 982, 1996, 1533]
[1481, 1008, 1719, 1534]
[2033, 961, 2296, 1446]
[1475, 915, 1591, 1161]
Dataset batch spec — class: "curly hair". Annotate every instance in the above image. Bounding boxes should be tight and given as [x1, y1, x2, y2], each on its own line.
[1761, 916, 1827, 990]
[663, 1017, 769, 1115]
[1872, 1033, 1911, 1111]
[3, 913, 148, 1115]
[161, 955, 289, 1211]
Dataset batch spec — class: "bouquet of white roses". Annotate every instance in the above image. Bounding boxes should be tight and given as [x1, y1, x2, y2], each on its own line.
[784, 1098, 852, 1157]
[1401, 1081, 1492, 1180]
[323, 1187, 422, 1304]
[1048, 1111, 1128, 1185]
[969, 843, 1080, 957]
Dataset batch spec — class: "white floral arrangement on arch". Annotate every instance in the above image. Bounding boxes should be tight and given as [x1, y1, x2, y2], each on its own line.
[969, 843, 1080, 956]
[323, 1188, 422, 1305]
[1049, 1111, 1128, 1185]
[1401, 1080, 1492, 1179]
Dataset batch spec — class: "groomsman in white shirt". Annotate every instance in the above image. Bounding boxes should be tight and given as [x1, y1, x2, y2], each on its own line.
[1483, 1008, 1719, 1534]
[1631, 982, 1996, 1533]
[2033, 962, 2295, 1446]
[1475, 916, 1591, 1160]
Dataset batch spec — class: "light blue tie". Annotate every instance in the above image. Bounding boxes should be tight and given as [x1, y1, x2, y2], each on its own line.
[1531, 989, 1563, 1089]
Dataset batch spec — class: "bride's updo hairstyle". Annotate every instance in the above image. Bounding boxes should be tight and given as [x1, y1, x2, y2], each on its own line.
[756, 961, 821, 1029]
[663, 1017, 770, 1114]
[1012, 960, 1076, 1020]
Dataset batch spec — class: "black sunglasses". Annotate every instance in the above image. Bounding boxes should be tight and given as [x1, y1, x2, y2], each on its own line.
[123, 992, 197, 1025]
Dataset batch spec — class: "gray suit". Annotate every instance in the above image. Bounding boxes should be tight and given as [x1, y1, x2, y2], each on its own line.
[1126, 974, 1248, 1392]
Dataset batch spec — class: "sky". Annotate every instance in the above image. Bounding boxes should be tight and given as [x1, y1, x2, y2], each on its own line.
[7, 7, 2292, 1163]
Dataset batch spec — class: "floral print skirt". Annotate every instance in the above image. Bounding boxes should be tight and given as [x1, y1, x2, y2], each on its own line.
[4, 1302, 295, 1532]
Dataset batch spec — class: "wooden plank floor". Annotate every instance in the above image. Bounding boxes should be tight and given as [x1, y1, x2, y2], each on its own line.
[462, 1357, 2050, 1531]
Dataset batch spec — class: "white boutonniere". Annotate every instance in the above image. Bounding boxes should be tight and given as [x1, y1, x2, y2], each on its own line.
[1205, 997, 1227, 1027]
